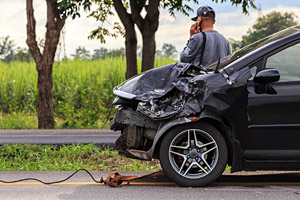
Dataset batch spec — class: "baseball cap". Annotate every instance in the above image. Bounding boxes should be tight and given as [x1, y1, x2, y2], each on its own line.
[191, 6, 215, 21]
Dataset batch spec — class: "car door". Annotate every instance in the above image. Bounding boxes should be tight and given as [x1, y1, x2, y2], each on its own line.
[246, 41, 300, 159]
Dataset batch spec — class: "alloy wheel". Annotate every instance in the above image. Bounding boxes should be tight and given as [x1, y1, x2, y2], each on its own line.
[168, 129, 219, 179]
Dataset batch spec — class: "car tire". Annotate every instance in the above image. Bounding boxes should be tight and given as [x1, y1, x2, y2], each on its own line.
[159, 122, 227, 187]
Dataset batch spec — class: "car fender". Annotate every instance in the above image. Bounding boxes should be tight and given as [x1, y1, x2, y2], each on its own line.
[198, 109, 243, 172]
[150, 109, 222, 157]
[150, 108, 243, 172]
[150, 117, 194, 158]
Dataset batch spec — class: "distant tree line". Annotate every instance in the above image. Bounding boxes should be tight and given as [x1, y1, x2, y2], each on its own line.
[0, 36, 178, 63]
[71, 43, 178, 60]
[71, 46, 126, 60]
[229, 11, 298, 52]
[0, 36, 32, 63]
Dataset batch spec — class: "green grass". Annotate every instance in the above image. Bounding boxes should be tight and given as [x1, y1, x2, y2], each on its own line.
[0, 143, 230, 172]
[0, 57, 177, 129]
[0, 144, 161, 171]
[0, 112, 37, 129]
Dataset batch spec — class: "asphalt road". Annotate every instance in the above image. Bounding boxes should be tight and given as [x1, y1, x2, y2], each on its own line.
[1, 171, 300, 200]
[1, 130, 300, 199]
[0, 129, 120, 147]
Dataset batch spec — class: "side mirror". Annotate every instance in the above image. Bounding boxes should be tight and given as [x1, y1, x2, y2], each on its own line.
[253, 68, 280, 84]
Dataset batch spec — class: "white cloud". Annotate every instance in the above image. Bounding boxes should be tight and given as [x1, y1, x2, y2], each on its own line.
[0, 1, 299, 58]
[155, 5, 300, 57]
[0, 1, 27, 46]
[0, 1, 47, 47]
[215, 5, 300, 40]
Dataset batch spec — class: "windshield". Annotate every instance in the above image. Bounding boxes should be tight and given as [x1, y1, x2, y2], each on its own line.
[205, 25, 300, 72]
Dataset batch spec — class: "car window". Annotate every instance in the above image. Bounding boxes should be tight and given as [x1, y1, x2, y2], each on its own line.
[249, 67, 257, 80]
[265, 43, 300, 82]
[248, 58, 263, 81]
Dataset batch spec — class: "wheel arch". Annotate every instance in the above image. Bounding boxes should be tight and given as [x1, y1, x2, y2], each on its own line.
[152, 109, 242, 171]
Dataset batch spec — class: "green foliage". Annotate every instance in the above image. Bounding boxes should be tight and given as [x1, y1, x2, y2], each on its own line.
[211, 0, 256, 14]
[0, 113, 37, 129]
[228, 38, 242, 52]
[0, 57, 176, 129]
[0, 36, 16, 63]
[161, 0, 255, 17]
[0, 61, 38, 113]
[0, 35, 125, 63]
[89, 0, 256, 43]
[71, 46, 91, 59]
[161, 43, 177, 59]
[92, 47, 125, 60]
[0, 144, 161, 171]
[88, 0, 116, 43]
[0, 36, 33, 63]
[241, 11, 298, 47]
[160, 0, 198, 17]
[14, 47, 32, 62]
[56, 0, 92, 19]
[52, 57, 127, 128]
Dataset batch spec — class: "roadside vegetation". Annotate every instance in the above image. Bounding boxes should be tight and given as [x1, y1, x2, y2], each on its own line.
[0, 144, 161, 171]
[0, 57, 176, 129]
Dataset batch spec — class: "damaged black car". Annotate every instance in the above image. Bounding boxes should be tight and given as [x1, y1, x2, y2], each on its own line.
[110, 25, 300, 186]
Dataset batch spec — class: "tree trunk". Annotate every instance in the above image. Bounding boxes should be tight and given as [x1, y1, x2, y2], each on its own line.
[132, 0, 159, 72]
[113, 0, 138, 79]
[26, 0, 66, 129]
[125, 23, 138, 79]
[141, 30, 156, 72]
[37, 64, 54, 128]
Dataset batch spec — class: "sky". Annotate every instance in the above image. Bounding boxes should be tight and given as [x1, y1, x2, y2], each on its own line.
[0, 0, 300, 58]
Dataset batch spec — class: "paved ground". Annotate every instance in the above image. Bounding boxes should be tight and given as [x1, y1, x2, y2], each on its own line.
[1, 171, 300, 200]
[0, 129, 120, 147]
[2, 129, 300, 199]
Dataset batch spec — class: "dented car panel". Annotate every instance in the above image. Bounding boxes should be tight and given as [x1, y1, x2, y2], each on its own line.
[110, 62, 251, 170]
[110, 26, 300, 173]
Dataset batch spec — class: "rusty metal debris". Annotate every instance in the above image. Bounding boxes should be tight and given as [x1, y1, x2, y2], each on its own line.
[105, 171, 165, 187]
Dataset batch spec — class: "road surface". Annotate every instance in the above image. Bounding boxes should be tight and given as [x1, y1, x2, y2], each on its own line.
[0, 129, 120, 147]
[1, 171, 300, 200]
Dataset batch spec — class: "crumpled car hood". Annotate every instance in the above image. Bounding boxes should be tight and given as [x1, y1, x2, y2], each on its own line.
[114, 62, 252, 120]
[115, 63, 206, 100]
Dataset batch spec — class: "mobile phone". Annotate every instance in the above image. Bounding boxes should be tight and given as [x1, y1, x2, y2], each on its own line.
[195, 21, 202, 32]
[195, 17, 202, 32]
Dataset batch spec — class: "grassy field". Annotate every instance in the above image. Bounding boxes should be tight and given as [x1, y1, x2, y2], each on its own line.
[0, 144, 161, 171]
[0, 57, 176, 129]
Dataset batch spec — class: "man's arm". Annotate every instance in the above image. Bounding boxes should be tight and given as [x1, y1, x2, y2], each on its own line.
[180, 36, 201, 63]
[180, 19, 202, 63]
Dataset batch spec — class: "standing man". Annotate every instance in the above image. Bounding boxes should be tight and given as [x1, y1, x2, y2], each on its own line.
[180, 6, 232, 67]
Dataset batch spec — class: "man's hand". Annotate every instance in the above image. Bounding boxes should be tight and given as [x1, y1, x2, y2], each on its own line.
[190, 16, 201, 37]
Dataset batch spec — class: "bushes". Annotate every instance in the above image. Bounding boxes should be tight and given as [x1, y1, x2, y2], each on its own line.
[52, 58, 127, 128]
[0, 57, 176, 129]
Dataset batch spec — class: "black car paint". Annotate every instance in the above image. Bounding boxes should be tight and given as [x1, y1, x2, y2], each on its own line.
[237, 31, 300, 169]
[110, 64, 251, 172]
[110, 26, 300, 172]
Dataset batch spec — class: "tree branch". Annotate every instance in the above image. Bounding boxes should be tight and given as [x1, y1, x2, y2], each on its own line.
[42, 0, 65, 66]
[51, 0, 66, 32]
[145, 0, 159, 31]
[146, 0, 159, 20]
[46, 0, 56, 28]
[129, 0, 143, 30]
[26, 0, 42, 64]
[58, 15, 67, 31]
[112, 0, 132, 28]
